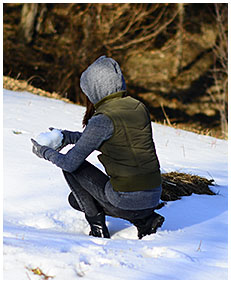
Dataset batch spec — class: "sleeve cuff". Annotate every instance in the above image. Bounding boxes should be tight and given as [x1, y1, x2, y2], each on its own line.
[40, 146, 54, 160]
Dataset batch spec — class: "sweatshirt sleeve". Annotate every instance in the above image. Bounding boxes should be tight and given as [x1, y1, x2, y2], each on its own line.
[42, 114, 114, 172]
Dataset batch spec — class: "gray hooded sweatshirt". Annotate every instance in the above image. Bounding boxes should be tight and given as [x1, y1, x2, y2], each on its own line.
[42, 56, 161, 210]
[80, 55, 126, 104]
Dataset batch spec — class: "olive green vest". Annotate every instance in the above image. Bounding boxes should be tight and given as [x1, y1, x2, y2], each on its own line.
[94, 91, 161, 192]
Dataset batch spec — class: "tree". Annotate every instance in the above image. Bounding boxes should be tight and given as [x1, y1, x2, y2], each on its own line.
[17, 3, 179, 103]
[19, 3, 48, 44]
[208, 3, 228, 138]
[175, 3, 185, 75]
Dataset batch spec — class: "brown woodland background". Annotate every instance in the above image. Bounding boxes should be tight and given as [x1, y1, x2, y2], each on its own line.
[3, 3, 228, 138]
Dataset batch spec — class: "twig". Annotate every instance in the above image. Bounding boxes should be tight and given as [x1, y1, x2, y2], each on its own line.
[25, 271, 31, 280]
[25, 266, 54, 280]
[196, 240, 202, 252]
[181, 145, 186, 158]
[27, 75, 45, 84]
[160, 102, 172, 126]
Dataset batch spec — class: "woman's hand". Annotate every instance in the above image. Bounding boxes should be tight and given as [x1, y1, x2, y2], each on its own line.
[31, 138, 45, 158]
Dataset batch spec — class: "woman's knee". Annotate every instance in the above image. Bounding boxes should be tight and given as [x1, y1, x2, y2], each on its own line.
[68, 192, 82, 211]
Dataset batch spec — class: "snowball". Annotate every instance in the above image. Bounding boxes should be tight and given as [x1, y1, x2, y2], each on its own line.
[36, 129, 63, 150]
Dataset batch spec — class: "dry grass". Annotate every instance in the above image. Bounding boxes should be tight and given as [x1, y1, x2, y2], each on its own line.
[161, 171, 215, 202]
[3, 76, 71, 104]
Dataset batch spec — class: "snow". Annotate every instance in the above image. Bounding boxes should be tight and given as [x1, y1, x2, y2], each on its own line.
[35, 129, 63, 149]
[3, 89, 228, 280]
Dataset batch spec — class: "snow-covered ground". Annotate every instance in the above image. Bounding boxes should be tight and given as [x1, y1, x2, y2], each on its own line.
[3, 89, 228, 280]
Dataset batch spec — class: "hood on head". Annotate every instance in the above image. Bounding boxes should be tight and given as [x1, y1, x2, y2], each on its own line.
[80, 55, 126, 105]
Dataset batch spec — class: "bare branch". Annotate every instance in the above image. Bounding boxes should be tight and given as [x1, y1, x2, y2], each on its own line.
[107, 7, 179, 50]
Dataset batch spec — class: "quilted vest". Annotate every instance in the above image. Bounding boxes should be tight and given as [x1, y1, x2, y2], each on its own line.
[94, 92, 161, 192]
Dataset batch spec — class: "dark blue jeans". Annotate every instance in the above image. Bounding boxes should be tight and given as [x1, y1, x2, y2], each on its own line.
[63, 161, 153, 221]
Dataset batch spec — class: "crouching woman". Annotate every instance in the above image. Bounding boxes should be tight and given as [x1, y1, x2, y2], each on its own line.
[31, 56, 164, 239]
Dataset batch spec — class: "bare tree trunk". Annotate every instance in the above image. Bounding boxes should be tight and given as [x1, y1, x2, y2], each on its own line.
[19, 3, 47, 44]
[175, 3, 184, 75]
[209, 3, 228, 139]
[19, 4, 38, 43]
